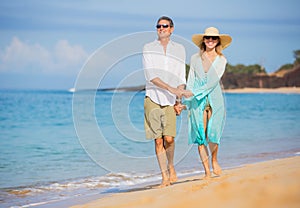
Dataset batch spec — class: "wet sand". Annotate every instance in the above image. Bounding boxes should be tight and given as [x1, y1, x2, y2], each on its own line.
[224, 87, 300, 94]
[70, 156, 300, 208]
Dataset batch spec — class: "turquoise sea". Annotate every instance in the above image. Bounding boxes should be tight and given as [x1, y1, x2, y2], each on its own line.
[0, 89, 299, 207]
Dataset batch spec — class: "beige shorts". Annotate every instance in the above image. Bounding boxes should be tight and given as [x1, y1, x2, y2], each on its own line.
[144, 97, 176, 139]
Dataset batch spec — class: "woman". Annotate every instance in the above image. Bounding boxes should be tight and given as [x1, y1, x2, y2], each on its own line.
[183, 27, 232, 178]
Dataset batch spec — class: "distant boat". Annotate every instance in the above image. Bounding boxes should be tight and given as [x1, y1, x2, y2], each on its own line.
[68, 85, 145, 92]
[97, 85, 145, 92]
[68, 88, 75, 92]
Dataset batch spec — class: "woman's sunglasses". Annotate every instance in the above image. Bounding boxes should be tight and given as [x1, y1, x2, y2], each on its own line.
[156, 24, 170, 29]
[204, 36, 219, 40]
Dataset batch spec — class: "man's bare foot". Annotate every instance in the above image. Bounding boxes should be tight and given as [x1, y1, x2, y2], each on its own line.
[155, 180, 171, 188]
[202, 172, 211, 180]
[212, 161, 222, 176]
[169, 166, 178, 183]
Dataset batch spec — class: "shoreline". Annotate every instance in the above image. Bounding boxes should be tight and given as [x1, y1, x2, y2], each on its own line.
[69, 156, 300, 208]
[224, 87, 300, 94]
[70, 87, 300, 93]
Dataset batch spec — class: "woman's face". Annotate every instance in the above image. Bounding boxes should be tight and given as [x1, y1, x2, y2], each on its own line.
[203, 36, 219, 50]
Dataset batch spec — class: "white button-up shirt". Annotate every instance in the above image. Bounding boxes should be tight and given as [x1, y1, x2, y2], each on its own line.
[143, 40, 186, 106]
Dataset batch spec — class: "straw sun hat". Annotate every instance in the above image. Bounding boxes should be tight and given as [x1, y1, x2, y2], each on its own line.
[192, 27, 232, 49]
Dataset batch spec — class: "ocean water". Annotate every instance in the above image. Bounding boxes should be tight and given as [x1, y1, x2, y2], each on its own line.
[0, 89, 299, 207]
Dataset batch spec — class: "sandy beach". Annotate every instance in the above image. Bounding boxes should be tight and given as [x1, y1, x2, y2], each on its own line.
[70, 156, 300, 208]
[224, 87, 300, 94]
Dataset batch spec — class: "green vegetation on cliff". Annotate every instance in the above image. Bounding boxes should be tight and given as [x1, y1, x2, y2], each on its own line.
[185, 49, 300, 77]
[275, 50, 300, 74]
[226, 64, 266, 75]
[183, 49, 300, 89]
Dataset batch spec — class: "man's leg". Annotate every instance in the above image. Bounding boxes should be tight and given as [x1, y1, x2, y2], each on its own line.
[162, 104, 177, 183]
[155, 138, 170, 187]
[164, 136, 177, 183]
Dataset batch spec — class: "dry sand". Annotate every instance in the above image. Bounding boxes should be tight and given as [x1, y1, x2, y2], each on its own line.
[224, 87, 300, 94]
[70, 156, 300, 208]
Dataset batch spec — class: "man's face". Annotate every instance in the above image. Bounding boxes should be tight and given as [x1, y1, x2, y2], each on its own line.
[156, 19, 174, 39]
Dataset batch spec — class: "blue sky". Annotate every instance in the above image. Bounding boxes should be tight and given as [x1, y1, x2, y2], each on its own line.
[0, 0, 299, 90]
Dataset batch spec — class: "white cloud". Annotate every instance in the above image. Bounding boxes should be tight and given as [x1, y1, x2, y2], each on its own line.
[0, 37, 51, 72]
[54, 40, 88, 67]
[0, 37, 89, 75]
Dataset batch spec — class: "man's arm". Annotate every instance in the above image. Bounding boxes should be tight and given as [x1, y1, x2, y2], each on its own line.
[151, 77, 184, 98]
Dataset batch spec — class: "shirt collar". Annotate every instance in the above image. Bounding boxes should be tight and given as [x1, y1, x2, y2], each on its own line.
[154, 39, 175, 46]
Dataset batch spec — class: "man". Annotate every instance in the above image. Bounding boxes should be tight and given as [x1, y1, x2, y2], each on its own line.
[143, 16, 187, 187]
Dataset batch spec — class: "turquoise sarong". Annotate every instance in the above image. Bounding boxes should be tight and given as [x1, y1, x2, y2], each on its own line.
[183, 54, 227, 145]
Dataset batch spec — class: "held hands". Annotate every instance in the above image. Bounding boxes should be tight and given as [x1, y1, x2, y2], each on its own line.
[168, 87, 194, 115]
[169, 87, 193, 99]
[174, 102, 186, 116]
[169, 88, 193, 116]
[181, 90, 193, 98]
[173, 89, 193, 116]
[152, 79, 193, 99]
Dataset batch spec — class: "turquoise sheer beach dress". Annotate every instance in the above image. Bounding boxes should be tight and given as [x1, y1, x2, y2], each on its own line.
[183, 53, 227, 146]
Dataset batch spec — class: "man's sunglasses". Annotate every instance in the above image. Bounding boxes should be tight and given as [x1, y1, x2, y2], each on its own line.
[156, 24, 170, 29]
[204, 36, 219, 40]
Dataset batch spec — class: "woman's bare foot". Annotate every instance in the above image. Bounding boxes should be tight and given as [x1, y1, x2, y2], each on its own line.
[212, 161, 222, 176]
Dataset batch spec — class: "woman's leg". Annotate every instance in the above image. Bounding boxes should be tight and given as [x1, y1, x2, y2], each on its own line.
[206, 109, 222, 176]
[209, 142, 222, 175]
[198, 109, 211, 178]
[198, 144, 210, 178]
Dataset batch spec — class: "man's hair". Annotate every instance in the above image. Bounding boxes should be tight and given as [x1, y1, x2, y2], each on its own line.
[157, 16, 174, 27]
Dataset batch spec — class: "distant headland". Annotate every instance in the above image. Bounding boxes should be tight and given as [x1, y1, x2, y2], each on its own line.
[98, 50, 300, 91]
[97, 65, 300, 92]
